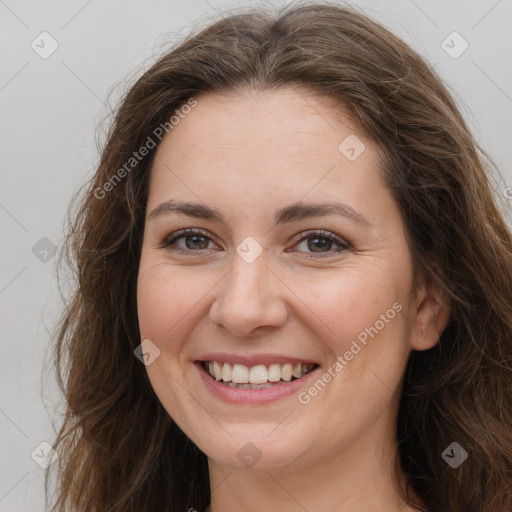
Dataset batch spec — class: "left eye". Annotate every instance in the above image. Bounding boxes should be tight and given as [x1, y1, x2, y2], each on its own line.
[292, 230, 351, 257]
[161, 228, 351, 257]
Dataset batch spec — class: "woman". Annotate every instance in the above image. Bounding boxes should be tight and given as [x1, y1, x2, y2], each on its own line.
[48, 3, 512, 512]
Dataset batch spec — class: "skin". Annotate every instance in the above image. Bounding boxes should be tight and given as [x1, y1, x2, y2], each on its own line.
[137, 86, 450, 512]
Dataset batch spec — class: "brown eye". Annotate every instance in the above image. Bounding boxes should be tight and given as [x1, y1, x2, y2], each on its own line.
[162, 229, 217, 252]
[305, 236, 333, 252]
[161, 228, 351, 258]
[182, 234, 210, 250]
[292, 230, 351, 258]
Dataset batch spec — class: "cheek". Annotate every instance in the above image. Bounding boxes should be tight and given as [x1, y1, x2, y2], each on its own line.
[298, 266, 402, 344]
[137, 262, 206, 350]
[294, 273, 409, 437]
[136, 263, 202, 430]
[298, 266, 410, 398]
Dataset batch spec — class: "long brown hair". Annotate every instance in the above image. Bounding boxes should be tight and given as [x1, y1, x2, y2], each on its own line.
[47, 3, 512, 511]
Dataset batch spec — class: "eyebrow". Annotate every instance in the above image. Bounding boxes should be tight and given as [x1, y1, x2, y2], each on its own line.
[148, 199, 371, 227]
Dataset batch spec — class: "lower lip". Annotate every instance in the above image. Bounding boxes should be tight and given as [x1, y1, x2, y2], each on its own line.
[195, 362, 320, 405]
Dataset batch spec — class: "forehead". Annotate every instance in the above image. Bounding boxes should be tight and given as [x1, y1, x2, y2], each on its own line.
[155, 87, 366, 160]
[147, 86, 390, 225]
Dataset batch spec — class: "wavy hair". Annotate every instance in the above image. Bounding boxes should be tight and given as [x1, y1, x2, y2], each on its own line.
[47, 3, 512, 511]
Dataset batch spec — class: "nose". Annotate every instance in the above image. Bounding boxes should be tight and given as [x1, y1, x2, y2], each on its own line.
[209, 250, 288, 337]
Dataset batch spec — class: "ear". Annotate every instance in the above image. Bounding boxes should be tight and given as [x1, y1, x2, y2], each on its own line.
[410, 272, 451, 351]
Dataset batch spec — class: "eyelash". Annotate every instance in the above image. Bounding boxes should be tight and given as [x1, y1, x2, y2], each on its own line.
[160, 228, 352, 259]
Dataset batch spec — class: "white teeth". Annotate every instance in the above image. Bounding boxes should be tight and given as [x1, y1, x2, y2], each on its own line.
[204, 360, 315, 385]
[221, 362, 232, 382]
[213, 361, 222, 381]
[249, 365, 268, 384]
[268, 363, 282, 382]
[281, 363, 293, 382]
[231, 363, 249, 384]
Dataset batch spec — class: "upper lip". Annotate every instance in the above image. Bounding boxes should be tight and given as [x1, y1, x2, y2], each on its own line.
[196, 353, 319, 366]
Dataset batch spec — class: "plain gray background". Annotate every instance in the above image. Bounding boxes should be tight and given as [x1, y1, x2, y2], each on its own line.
[1, 0, 511, 510]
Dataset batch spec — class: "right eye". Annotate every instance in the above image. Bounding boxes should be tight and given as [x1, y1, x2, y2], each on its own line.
[161, 228, 220, 253]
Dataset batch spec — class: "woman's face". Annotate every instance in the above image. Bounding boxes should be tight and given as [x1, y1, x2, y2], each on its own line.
[137, 87, 444, 471]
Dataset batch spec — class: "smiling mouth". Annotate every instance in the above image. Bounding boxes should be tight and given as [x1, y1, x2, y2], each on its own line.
[200, 361, 319, 389]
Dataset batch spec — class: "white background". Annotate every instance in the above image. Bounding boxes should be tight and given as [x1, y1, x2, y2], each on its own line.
[1, 0, 511, 510]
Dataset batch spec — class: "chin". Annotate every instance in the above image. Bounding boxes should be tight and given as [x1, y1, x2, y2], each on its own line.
[184, 417, 318, 471]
